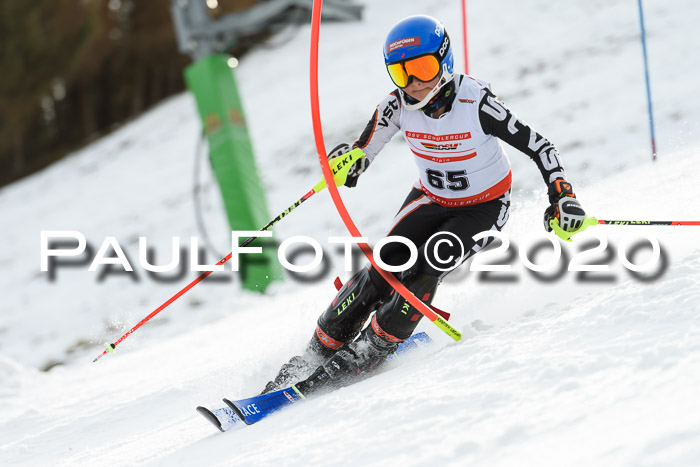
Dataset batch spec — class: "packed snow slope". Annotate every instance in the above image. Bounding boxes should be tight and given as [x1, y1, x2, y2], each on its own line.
[2, 0, 700, 465]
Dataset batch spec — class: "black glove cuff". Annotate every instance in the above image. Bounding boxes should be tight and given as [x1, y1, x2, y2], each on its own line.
[548, 178, 576, 204]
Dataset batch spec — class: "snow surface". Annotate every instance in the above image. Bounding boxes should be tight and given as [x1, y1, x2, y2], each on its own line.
[2, 0, 700, 465]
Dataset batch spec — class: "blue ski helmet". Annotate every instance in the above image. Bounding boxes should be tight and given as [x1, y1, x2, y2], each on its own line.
[383, 15, 454, 110]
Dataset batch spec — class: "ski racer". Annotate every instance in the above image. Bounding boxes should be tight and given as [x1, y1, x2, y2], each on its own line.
[263, 15, 586, 395]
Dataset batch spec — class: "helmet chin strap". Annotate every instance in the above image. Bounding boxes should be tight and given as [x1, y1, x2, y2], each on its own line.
[400, 64, 454, 111]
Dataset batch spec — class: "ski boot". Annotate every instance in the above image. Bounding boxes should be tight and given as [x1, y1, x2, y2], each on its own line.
[294, 271, 440, 396]
[261, 268, 386, 394]
[260, 332, 334, 394]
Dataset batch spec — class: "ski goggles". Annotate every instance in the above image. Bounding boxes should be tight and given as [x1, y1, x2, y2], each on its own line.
[386, 54, 442, 88]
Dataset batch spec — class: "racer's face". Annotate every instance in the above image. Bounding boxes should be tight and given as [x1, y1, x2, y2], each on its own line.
[403, 75, 440, 102]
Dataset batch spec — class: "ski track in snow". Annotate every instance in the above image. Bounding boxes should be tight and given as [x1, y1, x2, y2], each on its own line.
[1, 0, 700, 465]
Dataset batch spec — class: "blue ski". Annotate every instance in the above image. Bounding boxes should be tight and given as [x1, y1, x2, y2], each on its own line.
[197, 331, 433, 431]
[224, 386, 305, 425]
[195, 405, 244, 432]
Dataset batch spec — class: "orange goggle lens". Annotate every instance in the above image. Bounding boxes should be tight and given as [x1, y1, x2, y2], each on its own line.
[387, 55, 441, 88]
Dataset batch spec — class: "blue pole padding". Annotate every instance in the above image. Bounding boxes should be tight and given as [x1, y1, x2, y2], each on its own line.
[637, 0, 658, 161]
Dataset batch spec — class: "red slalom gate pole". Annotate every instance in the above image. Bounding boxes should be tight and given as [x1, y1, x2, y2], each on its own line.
[309, 0, 461, 341]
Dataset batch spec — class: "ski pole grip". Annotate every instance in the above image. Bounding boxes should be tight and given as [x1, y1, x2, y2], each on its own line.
[550, 216, 598, 242]
[313, 148, 366, 193]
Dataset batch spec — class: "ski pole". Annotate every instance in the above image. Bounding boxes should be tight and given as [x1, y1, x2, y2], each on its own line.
[597, 219, 700, 226]
[93, 149, 366, 362]
[549, 216, 700, 242]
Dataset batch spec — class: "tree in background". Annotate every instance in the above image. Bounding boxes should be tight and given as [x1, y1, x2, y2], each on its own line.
[0, 0, 258, 188]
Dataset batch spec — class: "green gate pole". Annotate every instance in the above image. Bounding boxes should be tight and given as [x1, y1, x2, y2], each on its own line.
[184, 54, 283, 292]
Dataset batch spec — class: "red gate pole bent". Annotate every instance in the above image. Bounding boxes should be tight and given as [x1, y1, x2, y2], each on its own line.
[309, 0, 461, 341]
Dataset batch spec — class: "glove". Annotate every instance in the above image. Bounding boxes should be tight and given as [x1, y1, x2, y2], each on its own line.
[327, 143, 370, 188]
[544, 179, 586, 232]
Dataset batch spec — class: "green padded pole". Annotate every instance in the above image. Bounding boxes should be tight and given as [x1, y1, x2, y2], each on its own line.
[184, 54, 282, 292]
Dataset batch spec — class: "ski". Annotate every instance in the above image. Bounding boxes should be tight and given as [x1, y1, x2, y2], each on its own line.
[388, 329, 431, 359]
[224, 386, 305, 425]
[195, 405, 244, 432]
[196, 331, 433, 432]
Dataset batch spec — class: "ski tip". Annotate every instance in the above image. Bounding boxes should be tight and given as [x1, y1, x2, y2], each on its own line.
[223, 398, 251, 425]
[196, 406, 224, 432]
